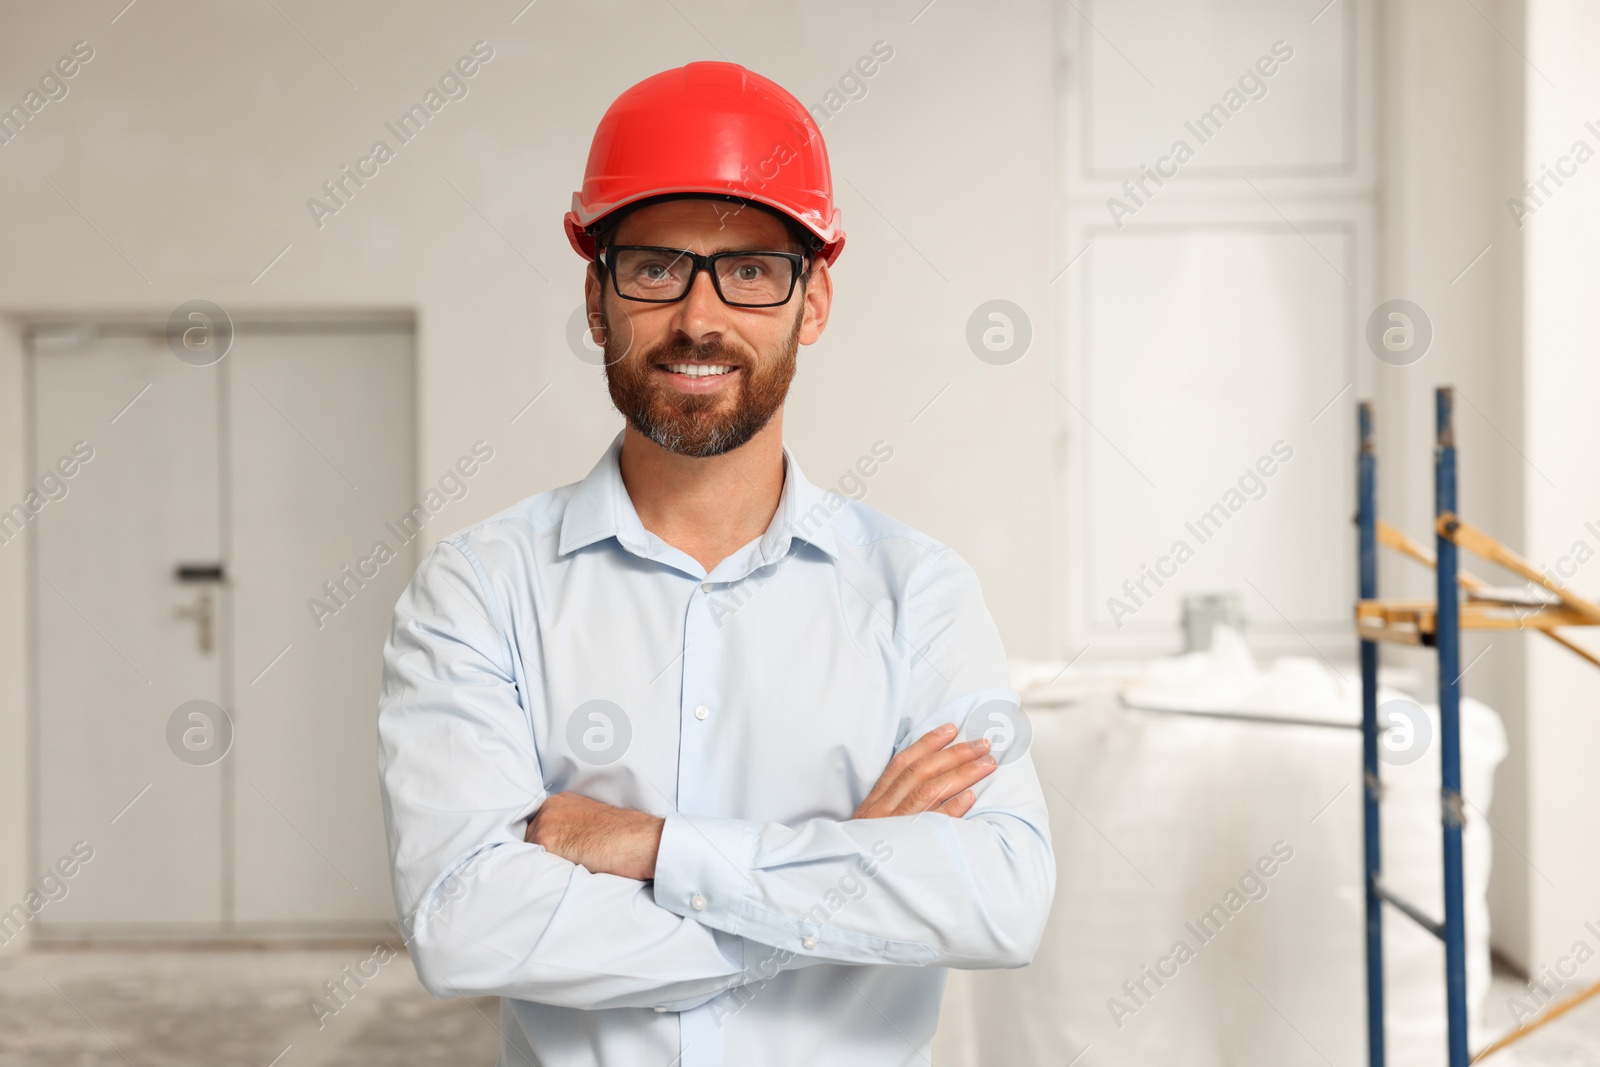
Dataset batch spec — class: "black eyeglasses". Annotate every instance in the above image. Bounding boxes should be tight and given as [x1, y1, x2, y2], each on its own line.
[597, 245, 807, 308]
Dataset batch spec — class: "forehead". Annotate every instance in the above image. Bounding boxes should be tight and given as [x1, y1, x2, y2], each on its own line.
[610, 198, 794, 253]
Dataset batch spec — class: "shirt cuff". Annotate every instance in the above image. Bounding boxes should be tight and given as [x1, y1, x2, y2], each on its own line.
[653, 813, 758, 932]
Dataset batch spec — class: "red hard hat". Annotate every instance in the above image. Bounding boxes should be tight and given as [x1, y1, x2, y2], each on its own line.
[564, 61, 845, 266]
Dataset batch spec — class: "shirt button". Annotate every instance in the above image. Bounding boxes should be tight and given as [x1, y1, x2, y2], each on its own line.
[802, 935, 817, 949]
[690, 893, 707, 911]
[700, 582, 713, 592]
[694, 705, 709, 720]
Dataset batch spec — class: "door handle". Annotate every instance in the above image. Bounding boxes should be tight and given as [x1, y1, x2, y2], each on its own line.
[174, 590, 214, 654]
[173, 562, 224, 655]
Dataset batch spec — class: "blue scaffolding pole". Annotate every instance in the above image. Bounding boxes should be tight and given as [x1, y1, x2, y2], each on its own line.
[1357, 386, 1469, 1066]
[1435, 388, 1472, 1065]
[1356, 400, 1385, 1067]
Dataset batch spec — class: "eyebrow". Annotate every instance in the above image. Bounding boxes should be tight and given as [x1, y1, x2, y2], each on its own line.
[612, 242, 804, 256]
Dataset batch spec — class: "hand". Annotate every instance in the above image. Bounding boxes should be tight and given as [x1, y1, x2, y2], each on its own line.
[525, 792, 664, 881]
[853, 723, 997, 820]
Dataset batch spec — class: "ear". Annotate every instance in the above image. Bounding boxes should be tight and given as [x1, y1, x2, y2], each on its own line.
[797, 258, 832, 346]
[584, 262, 604, 346]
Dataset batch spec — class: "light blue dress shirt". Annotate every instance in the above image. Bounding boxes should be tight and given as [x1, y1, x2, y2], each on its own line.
[377, 430, 1056, 1067]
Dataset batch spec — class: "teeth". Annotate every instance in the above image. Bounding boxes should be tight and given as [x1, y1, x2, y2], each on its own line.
[665, 363, 734, 378]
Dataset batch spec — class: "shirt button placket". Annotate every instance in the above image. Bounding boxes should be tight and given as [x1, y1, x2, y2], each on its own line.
[675, 576, 729, 1067]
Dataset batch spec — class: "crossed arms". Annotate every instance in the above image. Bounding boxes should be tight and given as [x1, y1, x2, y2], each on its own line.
[376, 540, 1057, 1013]
[525, 720, 999, 879]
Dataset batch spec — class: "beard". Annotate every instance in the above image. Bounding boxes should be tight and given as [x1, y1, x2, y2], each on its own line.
[601, 301, 802, 458]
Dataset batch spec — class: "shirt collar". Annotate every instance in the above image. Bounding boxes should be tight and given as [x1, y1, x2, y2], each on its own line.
[558, 430, 841, 565]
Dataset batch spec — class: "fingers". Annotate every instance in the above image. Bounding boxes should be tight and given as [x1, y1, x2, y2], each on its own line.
[907, 749, 997, 815]
[879, 735, 993, 813]
[855, 724, 958, 815]
[880, 723, 961, 785]
[937, 787, 978, 818]
[860, 726, 1000, 818]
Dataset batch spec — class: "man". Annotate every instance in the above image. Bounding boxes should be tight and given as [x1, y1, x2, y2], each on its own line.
[377, 60, 1055, 1066]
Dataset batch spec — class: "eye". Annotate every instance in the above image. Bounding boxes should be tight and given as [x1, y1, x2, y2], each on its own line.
[618, 252, 689, 286]
[719, 256, 778, 282]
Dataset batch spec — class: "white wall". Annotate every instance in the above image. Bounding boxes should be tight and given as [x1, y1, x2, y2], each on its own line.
[1379, 0, 1533, 968]
[1523, 0, 1600, 981]
[0, 320, 28, 955]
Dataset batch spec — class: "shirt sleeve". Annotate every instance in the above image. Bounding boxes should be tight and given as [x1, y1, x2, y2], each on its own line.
[377, 539, 815, 1012]
[651, 546, 1057, 969]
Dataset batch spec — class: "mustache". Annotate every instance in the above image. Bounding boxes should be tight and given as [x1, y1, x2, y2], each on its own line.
[641, 336, 748, 367]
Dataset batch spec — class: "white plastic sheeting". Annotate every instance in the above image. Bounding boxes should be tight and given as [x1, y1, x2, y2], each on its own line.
[934, 629, 1507, 1067]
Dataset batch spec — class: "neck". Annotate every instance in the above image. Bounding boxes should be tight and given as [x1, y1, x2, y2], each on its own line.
[617, 412, 786, 573]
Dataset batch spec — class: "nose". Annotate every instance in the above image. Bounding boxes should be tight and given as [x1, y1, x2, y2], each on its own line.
[668, 265, 731, 346]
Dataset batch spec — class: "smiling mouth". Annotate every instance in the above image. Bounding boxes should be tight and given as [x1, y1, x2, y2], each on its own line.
[658, 362, 737, 378]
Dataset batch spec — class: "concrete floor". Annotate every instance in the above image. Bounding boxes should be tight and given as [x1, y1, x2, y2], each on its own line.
[0, 946, 500, 1067]
[2, 947, 1598, 1066]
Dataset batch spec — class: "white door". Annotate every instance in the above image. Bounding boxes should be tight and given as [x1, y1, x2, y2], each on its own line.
[227, 328, 417, 933]
[32, 331, 226, 931]
[1056, 0, 1378, 661]
[30, 320, 416, 939]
